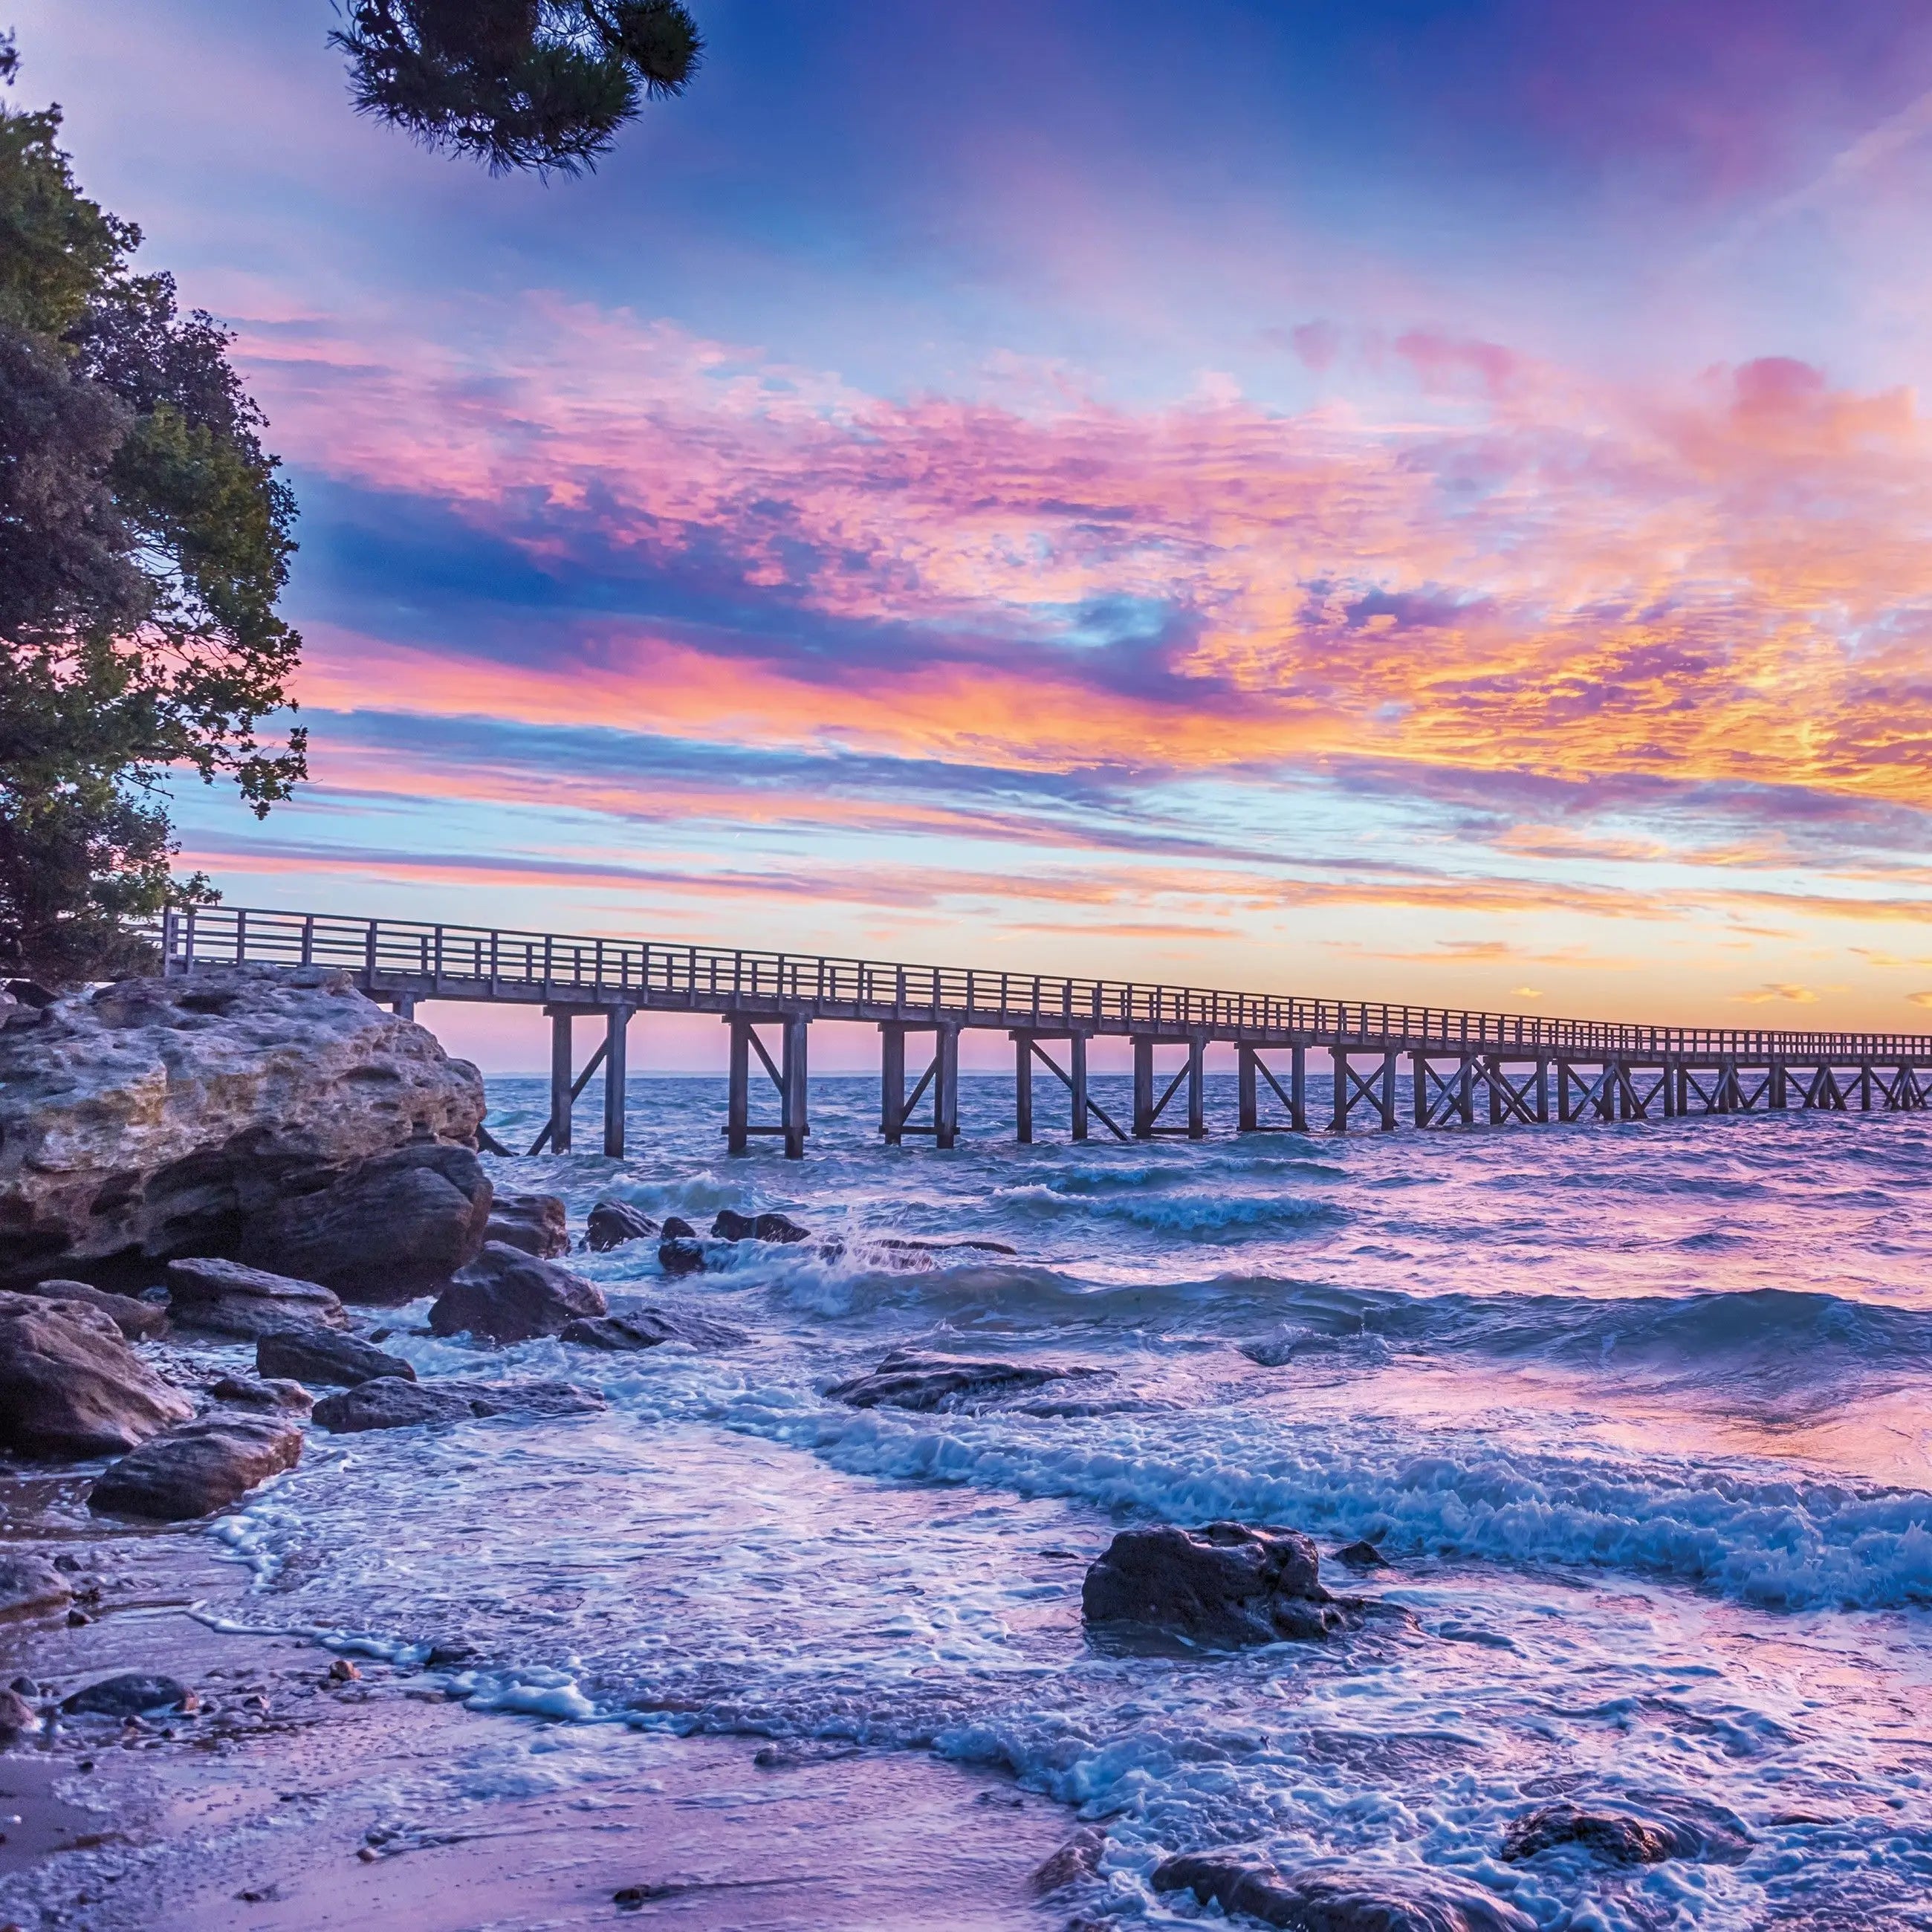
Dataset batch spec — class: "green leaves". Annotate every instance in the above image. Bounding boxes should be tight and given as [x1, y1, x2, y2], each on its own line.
[331, 0, 702, 175]
[0, 80, 305, 984]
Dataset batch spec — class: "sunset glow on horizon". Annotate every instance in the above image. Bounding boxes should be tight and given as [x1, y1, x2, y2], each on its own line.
[22, 1, 1932, 1063]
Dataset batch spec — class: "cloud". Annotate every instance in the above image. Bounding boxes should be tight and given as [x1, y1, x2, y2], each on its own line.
[1733, 982, 1821, 1003]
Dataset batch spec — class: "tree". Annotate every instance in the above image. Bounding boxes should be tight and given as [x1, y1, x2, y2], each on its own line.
[330, 1, 702, 175]
[0, 43, 305, 986]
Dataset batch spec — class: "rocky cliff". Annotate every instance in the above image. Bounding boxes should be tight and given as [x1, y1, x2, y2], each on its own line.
[0, 964, 486, 1288]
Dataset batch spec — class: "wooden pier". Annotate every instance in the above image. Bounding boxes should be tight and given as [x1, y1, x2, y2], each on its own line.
[161, 907, 1932, 1159]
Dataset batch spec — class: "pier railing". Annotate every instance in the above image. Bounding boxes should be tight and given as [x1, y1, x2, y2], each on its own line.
[158, 904, 1932, 1062]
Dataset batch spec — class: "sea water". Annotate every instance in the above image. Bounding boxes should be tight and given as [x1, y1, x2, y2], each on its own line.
[215, 1074, 1932, 1928]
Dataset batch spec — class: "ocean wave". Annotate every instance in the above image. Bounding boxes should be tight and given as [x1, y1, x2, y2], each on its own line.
[713, 1392, 1932, 1612]
[989, 1181, 1346, 1238]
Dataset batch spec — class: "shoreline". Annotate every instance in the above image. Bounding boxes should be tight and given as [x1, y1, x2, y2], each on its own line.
[0, 1488, 1081, 1931]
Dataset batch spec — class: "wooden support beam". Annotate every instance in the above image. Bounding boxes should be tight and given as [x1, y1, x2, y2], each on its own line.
[1769, 1061, 1786, 1109]
[603, 1006, 630, 1157]
[1378, 1050, 1397, 1130]
[1535, 1057, 1550, 1124]
[933, 1021, 959, 1150]
[1132, 1037, 1155, 1138]
[392, 993, 417, 1021]
[1860, 1061, 1873, 1112]
[1015, 1031, 1033, 1144]
[530, 1024, 609, 1155]
[1330, 1047, 1349, 1132]
[549, 1008, 574, 1154]
[1411, 1051, 1428, 1127]
[1187, 1033, 1206, 1139]
[782, 1013, 809, 1158]
[880, 1023, 907, 1146]
[727, 1019, 751, 1154]
[1487, 1056, 1504, 1127]
[1069, 1033, 1090, 1141]
[1238, 1044, 1258, 1130]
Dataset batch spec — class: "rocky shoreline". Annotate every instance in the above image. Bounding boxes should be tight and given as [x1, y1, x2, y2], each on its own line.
[1, 965, 1737, 1932]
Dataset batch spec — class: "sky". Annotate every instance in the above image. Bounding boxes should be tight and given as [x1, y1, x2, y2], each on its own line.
[16, 1, 1932, 1069]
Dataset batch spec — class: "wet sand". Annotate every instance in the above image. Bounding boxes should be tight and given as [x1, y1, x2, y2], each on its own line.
[0, 1490, 1078, 1932]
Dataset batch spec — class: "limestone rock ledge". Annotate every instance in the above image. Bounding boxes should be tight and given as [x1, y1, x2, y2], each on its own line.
[0, 963, 485, 1287]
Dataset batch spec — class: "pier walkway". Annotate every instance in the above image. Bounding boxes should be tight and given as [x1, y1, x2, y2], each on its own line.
[161, 906, 1932, 1158]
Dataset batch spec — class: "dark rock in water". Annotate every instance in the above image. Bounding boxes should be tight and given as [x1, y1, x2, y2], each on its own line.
[560, 1305, 747, 1351]
[660, 1216, 696, 1239]
[312, 1376, 606, 1433]
[1031, 1828, 1106, 1895]
[827, 1349, 1082, 1413]
[428, 1242, 606, 1344]
[165, 1257, 347, 1338]
[1503, 1795, 1752, 1867]
[258, 1327, 415, 1387]
[1336, 1540, 1390, 1569]
[0, 964, 484, 1291]
[658, 1235, 706, 1277]
[210, 1373, 313, 1413]
[0, 1552, 71, 1620]
[1082, 1523, 1343, 1647]
[425, 1638, 478, 1668]
[586, 1199, 658, 1251]
[1152, 1854, 1536, 1931]
[479, 1379, 606, 1419]
[89, 1413, 303, 1520]
[13, 1279, 167, 1341]
[313, 1379, 481, 1432]
[241, 1141, 493, 1301]
[877, 1236, 1019, 1258]
[0, 1291, 195, 1458]
[62, 1673, 190, 1719]
[710, 1209, 811, 1243]
[0, 1685, 36, 1735]
[484, 1191, 570, 1258]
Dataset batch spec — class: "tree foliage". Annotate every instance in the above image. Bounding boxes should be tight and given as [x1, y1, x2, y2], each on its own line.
[331, 1, 702, 175]
[0, 49, 305, 986]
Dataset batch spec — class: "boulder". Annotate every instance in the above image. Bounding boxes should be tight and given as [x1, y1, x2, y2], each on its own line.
[257, 1327, 415, 1387]
[586, 1199, 658, 1251]
[10, 1279, 167, 1341]
[240, 1141, 493, 1300]
[61, 1673, 190, 1719]
[0, 1553, 71, 1620]
[1336, 1540, 1390, 1569]
[827, 1349, 1078, 1414]
[312, 1379, 481, 1432]
[210, 1373, 313, 1413]
[1501, 1795, 1752, 1867]
[312, 1377, 606, 1433]
[484, 1191, 569, 1259]
[560, 1303, 747, 1351]
[658, 1234, 707, 1277]
[1031, 1829, 1106, 1896]
[1152, 1856, 1536, 1932]
[165, 1257, 346, 1338]
[0, 1292, 194, 1458]
[428, 1242, 606, 1344]
[88, 1414, 303, 1520]
[710, 1209, 811, 1243]
[1082, 1523, 1343, 1646]
[0, 963, 484, 1287]
[0, 1685, 36, 1736]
